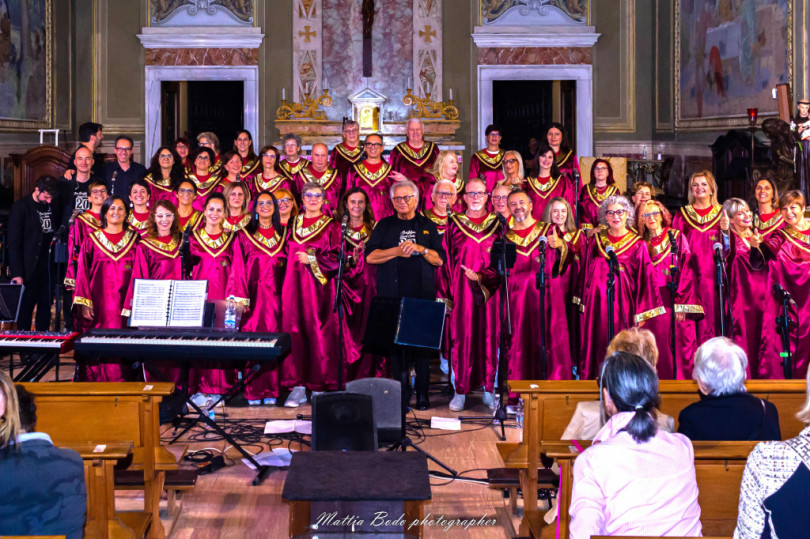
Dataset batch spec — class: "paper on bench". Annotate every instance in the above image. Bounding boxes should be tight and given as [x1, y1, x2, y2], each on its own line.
[264, 419, 312, 435]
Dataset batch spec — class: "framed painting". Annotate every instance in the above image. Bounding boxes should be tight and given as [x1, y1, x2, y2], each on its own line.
[0, 0, 52, 130]
[675, 0, 792, 130]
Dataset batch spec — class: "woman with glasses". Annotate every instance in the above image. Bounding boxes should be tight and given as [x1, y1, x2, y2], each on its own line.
[230, 191, 287, 405]
[578, 159, 621, 233]
[576, 196, 664, 379]
[145, 146, 184, 205]
[281, 182, 342, 407]
[248, 145, 292, 199]
[672, 170, 724, 342]
[222, 181, 251, 232]
[469, 125, 505, 193]
[64, 181, 108, 290]
[637, 200, 703, 379]
[187, 147, 222, 212]
[498, 151, 526, 190]
[545, 122, 581, 181]
[279, 134, 307, 182]
[527, 143, 575, 220]
[233, 129, 260, 177]
[752, 173, 784, 237]
[173, 137, 191, 170]
[275, 188, 298, 230]
[73, 195, 140, 381]
[423, 150, 464, 213]
[126, 178, 152, 237]
[174, 180, 203, 230]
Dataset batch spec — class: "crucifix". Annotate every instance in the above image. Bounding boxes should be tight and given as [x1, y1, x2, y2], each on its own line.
[362, 0, 374, 77]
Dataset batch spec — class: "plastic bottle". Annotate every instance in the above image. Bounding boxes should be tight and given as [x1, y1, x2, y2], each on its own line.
[516, 398, 524, 443]
[224, 296, 237, 331]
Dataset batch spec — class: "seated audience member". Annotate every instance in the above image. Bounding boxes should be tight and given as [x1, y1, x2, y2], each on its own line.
[569, 352, 702, 539]
[0, 378, 86, 538]
[561, 327, 675, 440]
[678, 337, 780, 441]
[735, 367, 810, 538]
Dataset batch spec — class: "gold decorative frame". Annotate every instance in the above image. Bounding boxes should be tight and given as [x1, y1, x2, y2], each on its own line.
[674, 0, 793, 130]
[0, 0, 53, 131]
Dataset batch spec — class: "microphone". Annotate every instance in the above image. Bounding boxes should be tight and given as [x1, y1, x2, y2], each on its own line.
[538, 234, 548, 252]
[572, 170, 580, 183]
[67, 208, 82, 227]
[713, 242, 723, 256]
[774, 283, 797, 307]
[496, 212, 509, 228]
[341, 212, 349, 231]
[110, 170, 117, 191]
[605, 245, 619, 267]
[668, 229, 677, 255]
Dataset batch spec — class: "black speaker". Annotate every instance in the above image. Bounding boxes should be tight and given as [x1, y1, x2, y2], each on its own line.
[311, 392, 377, 451]
[345, 377, 402, 445]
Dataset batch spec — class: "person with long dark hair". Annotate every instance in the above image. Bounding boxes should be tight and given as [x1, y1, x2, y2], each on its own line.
[569, 351, 702, 538]
[144, 146, 184, 205]
[175, 179, 203, 230]
[578, 159, 621, 232]
[248, 145, 293, 199]
[751, 173, 784, 237]
[233, 129, 260, 177]
[544, 122, 581, 180]
[174, 137, 191, 170]
[188, 147, 222, 211]
[526, 143, 575, 220]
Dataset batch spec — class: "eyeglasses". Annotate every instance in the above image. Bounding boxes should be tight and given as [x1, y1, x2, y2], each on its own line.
[154, 213, 174, 220]
[262, 153, 277, 158]
[503, 159, 517, 164]
[594, 167, 609, 171]
[642, 211, 661, 219]
[365, 142, 383, 148]
[178, 188, 195, 195]
[606, 209, 626, 217]
[277, 197, 293, 204]
[344, 128, 359, 134]
[256, 200, 274, 207]
[303, 192, 323, 199]
[488, 132, 501, 137]
[196, 155, 210, 161]
[392, 195, 415, 204]
[199, 141, 214, 147]
[284, 142, 299, 148]
[435, 191, 453, 198]
[465, 192, 486, 199]
[91, 189, 108, 195]
[115, 147, 132, 152]
[492, 196, 509, 202]
[158, 154, 173, 160]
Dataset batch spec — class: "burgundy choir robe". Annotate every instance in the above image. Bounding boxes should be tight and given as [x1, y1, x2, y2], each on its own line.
[329, 143, 364, 184]
[507, 222, 573, 381]
[725, 231, 769, 378]
[642, 228, 704, 380]
[342, 223, 386, 381]
[754, 210, 785, 238]
[424, 208, 454, 360]
[576, 231, 666, 379]
[178, 210, 203, 231]
[240, 156, 260, 178]
[189, 228, 239, 394]
[127, 210, 150, 238]
[672, 204, 723, 343]
[389, 141, 439, 207]
[561, 228, 586, 377]
[144, 173, 175, 205]
[72, 229, 139, 382]
[222, 214, 251, 233]
[526, 175, 576, 222]
[124, 234, 184, 385]
[556, 149, 581, 181]
[345, 161, 395, 222]
[246, 173, 295, 201]
[294, 165, 343, 217]
[281, 215, 342, 391]
[441, 213, 502, 394]
[468, 149, 505, 193]
[755, 228, 810, 379]
[187, 171, 223, 212]
[229, 227, 287, 400]
[64, 211, 101, 289]
[577, 183, 620, 230]
[278, 158, 308, 199]
[422, 173, 465, 213]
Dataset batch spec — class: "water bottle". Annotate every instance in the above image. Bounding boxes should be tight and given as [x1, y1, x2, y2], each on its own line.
[224, 296, 237, 331]
[516, 398, 524, 443]
[207, 407, 216, 429]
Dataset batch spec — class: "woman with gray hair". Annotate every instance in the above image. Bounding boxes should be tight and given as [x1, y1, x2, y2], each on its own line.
[575, 195, 665, 378]
[677, 337, 780, 441]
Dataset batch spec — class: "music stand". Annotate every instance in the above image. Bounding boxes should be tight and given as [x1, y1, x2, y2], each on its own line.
[363, 297, 457, 477]
[0, 283, 24, 323]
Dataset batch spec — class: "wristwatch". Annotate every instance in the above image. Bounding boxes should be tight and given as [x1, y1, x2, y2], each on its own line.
[423, 248, 430, 256]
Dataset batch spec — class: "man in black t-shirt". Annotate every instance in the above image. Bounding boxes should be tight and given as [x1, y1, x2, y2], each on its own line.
[367, 180, 445, 409]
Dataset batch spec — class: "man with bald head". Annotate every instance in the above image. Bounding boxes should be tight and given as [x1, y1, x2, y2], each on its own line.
[389, 118, 439, 207]
[294, 142, 342, 216]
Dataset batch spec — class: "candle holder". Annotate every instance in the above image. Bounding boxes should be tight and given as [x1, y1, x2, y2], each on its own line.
[747, 107, 759, 128]
[276, 89, 334, 121]
[403, 87, 459, 121]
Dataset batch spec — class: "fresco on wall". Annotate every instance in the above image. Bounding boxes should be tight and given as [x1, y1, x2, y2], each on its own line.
[480, 0, 587, 24]
[675, 0, 791, 129]
[0, 0, 51, 128]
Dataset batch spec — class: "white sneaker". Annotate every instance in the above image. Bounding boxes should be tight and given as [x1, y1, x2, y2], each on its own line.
[263, 398, 276, 405]
[483, 391, 498, 410]
[284, 386, 307, 408]
[247, 399, 262, 406]
[190, 393, 211, 408]
[449, 393, 466, 412]
[439, 355, 449, 375]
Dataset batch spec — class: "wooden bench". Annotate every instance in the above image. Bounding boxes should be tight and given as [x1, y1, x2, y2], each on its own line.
[115, 469, 198, 537]
[22, 382, 177, 539]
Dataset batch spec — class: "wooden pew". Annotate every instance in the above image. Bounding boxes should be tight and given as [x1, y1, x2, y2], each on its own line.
[22, 382, 176, 539]
[541, 440, 755, 539]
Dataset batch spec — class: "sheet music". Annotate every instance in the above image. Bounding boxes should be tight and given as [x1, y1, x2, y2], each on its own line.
[168, 280, 208, 327]
[130, 280, 171, 327]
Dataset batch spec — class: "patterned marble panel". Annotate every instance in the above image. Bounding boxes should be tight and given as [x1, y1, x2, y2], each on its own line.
[145, 48, 259, 66]
[413, 0, 442, 99]
[322, 0, 363, 121]
[371, 0, 412, 122]
[293, 0, 323, 101]
[478, 47, 592, 65]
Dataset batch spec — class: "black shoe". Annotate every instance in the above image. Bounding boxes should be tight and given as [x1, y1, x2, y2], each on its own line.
[416, 392, 430, 411]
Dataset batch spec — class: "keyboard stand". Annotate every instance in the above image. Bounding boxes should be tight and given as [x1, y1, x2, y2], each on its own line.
[12, 351, 61, 382]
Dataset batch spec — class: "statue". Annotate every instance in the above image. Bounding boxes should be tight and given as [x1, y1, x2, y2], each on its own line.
[760, 118, 796, 195]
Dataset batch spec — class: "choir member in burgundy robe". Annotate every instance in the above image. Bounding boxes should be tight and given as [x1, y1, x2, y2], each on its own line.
[175, 180, 203, 230]
[491, 185, 513, 226]
[278, 134, 308, 189]
[576, 196, 665, 379]
[188, 193, 240, 396]
[751, 190, 810, 379]
[753, 175, 785, 237]
[506, 190, 573, 382]
[217, 152, 245, 196]
[64, 180, 106, 290]
[174, 137, 191, 171]
[545, 122, 581, 183]
[469, 124, 505, 193]
[248, 145, 294, 201]
[126, 178, 151, 237]
[281, 182, 342, 405]
[124, 200, 184, 385]
[337, 188, 384, 381]
[630, 181, 654, 209]
[197, 132, 222, 175]
[542, 197, 586, 378]
[440, 179, 502, 411]
[672, 170, 724, 343]
[577, 159, 620, 231]
[498, 151, 526, 191]
[229, 192, 287, 404]
[329, 120, 364, 182]
[388, 118, 439, 188]
[144, 146, 184, 205]
[187, 147, 222, 212]
[637, 200, 704, 380]
[526, 143, 575, 221]
[276, 188, 298, 230]
[73, 196, 140, 382]
[294, 143, 342, 217]
[422, 150, 465, 213]
[234, 129, 260, 178]
[222, 181, 251, 232]
[345, 133, 395, 221]
[719, 199, 768, 377]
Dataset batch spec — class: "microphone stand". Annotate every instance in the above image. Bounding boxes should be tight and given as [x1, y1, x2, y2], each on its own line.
[572, 171, 581, 227]
[606, 252, 616, 342]
[536, 236, 548, 379]
[714, 247, 727, 337]
[667, 230, 679, 379]
[333, 217, 349, 391]
[51, 226, 69, 332]
[776, 291, 794, 379]
[490, 221, 513, 441]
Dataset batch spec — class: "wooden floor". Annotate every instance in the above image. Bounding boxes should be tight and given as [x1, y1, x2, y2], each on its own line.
[8, 354, 526, 538]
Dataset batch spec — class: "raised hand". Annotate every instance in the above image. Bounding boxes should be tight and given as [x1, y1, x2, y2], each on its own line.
[719, 209, 730, 232]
